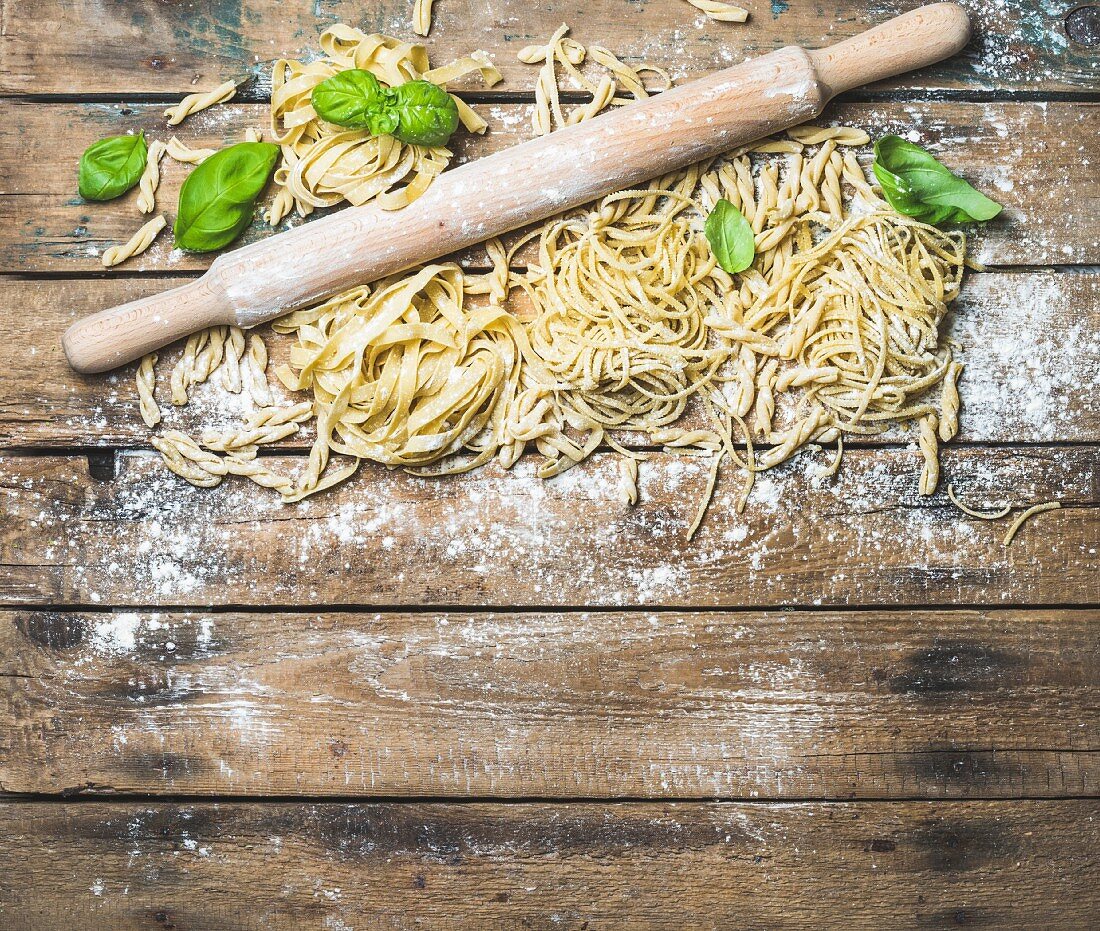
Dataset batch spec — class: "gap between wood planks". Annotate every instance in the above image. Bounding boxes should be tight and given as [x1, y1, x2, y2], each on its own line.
[3, 791, 1100, 804]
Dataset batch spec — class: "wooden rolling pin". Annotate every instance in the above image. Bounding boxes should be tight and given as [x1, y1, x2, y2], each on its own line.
[63, 2, 970, 373]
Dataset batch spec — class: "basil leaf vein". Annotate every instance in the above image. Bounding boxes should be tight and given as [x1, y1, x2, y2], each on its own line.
[78, 132, 148, 201]
[704, 198, 755, 275]
[174, 142, 279, 253]
[310, 69, 459, 148]
[872, 135, 1002, 224]
[311, 69, 396, 132]
[390, 80, 459, 147]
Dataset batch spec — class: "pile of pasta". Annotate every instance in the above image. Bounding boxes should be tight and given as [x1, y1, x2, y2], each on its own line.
[265, 25, 501, 225]
[139, 121, 972, 535]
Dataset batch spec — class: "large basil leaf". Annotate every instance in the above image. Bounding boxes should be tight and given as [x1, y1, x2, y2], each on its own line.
[311, 69, 399, 135]
[390, 79, 459, 147]
[174, 142, 279, 252]
[78, 132, 148, 201]
[872, 135, 1002, 225]
[704, 198, 755, 274]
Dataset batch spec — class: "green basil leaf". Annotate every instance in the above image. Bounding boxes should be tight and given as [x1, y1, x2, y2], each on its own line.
[174, 142, 279, 253]
[78, 132, 148, 201]
[873, 135, 1002, 224]
[311, 69, 392, 130]
[390, 80, 459, 147]
[704, 198, 755, 274]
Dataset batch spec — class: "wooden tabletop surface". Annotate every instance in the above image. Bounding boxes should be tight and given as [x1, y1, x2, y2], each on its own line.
[1, 1, 1098, 927]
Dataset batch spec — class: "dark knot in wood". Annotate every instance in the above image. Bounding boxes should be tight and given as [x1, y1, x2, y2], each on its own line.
[1065, 5, 1100, 46]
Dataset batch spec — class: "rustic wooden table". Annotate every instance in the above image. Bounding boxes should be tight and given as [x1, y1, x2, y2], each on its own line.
[1, 0, 1098, 927]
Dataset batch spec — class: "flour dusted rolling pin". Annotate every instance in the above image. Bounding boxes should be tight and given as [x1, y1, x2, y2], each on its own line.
[63, 2, 970, 373]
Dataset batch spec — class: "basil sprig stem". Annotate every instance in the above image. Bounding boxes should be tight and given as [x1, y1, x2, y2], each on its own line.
[311, 70, 460, 148]
[78, 132, 148, 201]
[174, 141, 279, 253]
[872, 135, 1002, 225]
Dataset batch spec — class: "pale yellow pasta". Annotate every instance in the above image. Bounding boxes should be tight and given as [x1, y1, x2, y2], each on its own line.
[918, 414, 940, 496]
[268, 25, 500, 218]
[164, 80, 237, 126]
[787, 125, 871, 146]
[520, 25, 669, 135]
[136, 140, 167, 214]
[137, 122, 973, 540]
[684, 0, 749, 23]
[618, 457, 640, 505]
[166, 136, 216, 164]
[412, 0, 435, 36]
[101, 215, 166, 267]
[136, 353, 161, 427]
[1003, 501, 1062, 546]
[939, 361, 963, 441]
[947, 484, 1011, 520]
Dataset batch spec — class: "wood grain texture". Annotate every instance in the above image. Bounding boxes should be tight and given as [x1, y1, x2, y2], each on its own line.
[0, 446, 1095, 608]
[2, 608, 1096, 798]
[1, 101, 1095, 273]
[3, 270, 1097, 448]
[1, 0, 1097, 95]
[1, 800, 1098, 928]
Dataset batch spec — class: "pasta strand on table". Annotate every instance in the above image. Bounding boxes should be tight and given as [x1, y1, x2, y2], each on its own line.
[164, 80, 237, 126]
[101, 215, 166, 267]
[412, 0, 435, 36]
[684, 0, 749, 23]
[135, 140, 167, 213]
[166, 136, 216, 164]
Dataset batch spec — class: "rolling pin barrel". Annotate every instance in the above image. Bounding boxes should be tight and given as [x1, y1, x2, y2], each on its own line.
[62, 3, 970, 374]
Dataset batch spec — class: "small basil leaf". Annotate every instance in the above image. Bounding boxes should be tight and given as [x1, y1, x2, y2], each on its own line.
[873, 135, 1002, 224]
[704, 198, 755, 274]
[174, 142, 279, 253]
[367, 107, 400, 137]
[78, 132, 148, 201]
[311, 69, 390, 129]
[390, 80, 459, 147]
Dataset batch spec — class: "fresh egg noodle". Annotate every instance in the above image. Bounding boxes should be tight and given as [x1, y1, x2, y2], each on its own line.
[266, 25, 501, 224]
[141, 127, 974, 536]
[519, 24, 671, 136]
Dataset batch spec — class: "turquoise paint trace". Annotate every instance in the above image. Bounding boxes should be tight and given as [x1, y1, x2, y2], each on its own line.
[771, 0, 790, 18]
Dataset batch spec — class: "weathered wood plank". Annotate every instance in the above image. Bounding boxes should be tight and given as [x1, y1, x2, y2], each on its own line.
[2, 608, 1096, 798]
[3, 270, 1097, 448]
[0, 446, 1095, 608]
[1, 101, 1095, 272]
[1, 800, 1097, 928]
[2, 0, 1097, 96]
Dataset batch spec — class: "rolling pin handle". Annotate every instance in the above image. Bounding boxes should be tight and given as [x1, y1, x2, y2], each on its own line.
[61, 274, 234, 374]
[809, 3, 971, 98]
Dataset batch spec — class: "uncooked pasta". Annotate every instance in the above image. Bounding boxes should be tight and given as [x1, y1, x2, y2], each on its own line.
[918, 413, 940, 496]
[1003, 501, 1062, 546]
[519, 24, 670, 136]
[164, 80, 237, 126]
[939, 361, 962, 441]
[271, 264, 530, 497]
[135, 140, 166, 214]
[787, 125, 870, 146]
[166, 137, 215, 164]
[267, 25, 501, 220]
[136, 353, 160, 427]
[947, 484, 1011, 520]
[101, 215, 166, 267]
[684, 0, 749, 23]
[618, 457, 640, 505]
[139, 118, 975, 536]
[412, 0, 435, 36]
